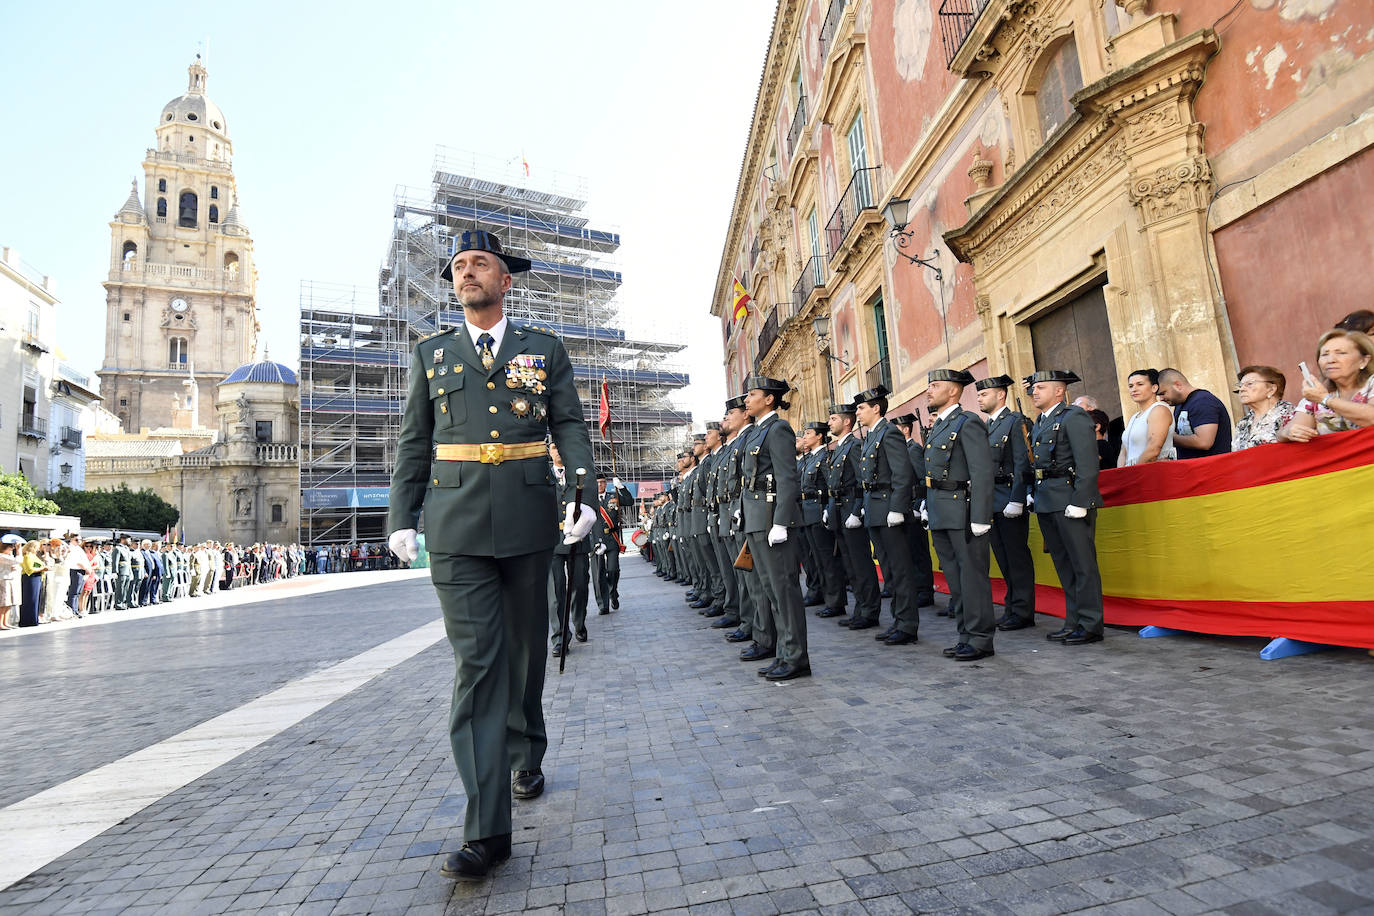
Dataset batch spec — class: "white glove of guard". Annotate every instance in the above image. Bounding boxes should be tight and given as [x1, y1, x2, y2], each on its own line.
[886, 511, 905, 527]
[612, 476, 623, 490]
[822, 508, 829, 525]
[844, 513, 862, 529]
[1002, 502, 1024, 519]
[563, 503, 597, 544]
[919, 501, 929, 524]
[970, 522, 991, 537]
[732, 509, 741, 527]
[1064, 504, 1088, 519]
[1026, 494, 1035, 509]
[388, 529, 419, 563]
[767, 524, 788, 546]
[594, 542, 607, 556]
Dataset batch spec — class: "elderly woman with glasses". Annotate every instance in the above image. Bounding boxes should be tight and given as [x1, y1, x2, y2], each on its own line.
[1233, 365, 1296, 450]
[1280, 329, 1374, 442]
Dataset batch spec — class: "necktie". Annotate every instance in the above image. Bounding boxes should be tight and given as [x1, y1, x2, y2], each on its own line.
[477, 332, 495, 370]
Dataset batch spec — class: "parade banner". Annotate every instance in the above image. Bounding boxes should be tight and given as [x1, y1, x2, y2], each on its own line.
[939, 426, 1374, 649]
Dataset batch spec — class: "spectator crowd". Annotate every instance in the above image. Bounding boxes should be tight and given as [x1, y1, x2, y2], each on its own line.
[0, 536, 404, 630]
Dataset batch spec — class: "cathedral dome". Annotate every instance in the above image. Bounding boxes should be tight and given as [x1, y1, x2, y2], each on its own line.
[160, 57, 229, 137]
[221, 360, 297, 385]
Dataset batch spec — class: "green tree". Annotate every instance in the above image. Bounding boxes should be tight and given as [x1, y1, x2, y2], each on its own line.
[48, 484, 179, 532]
[0, 472, 60, 514]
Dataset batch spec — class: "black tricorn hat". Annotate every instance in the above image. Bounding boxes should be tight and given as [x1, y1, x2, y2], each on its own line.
[742, 375, 790, 394]
[890, 413, 919, 426]
[852, 384, 890, 405]
[974, 374, 1015, 391]
[691, 432, 706, 442]
[440, 230, 532, 280]
[928, 368, 975, 386]
[803, 421, 828, 434]
[724, 394, 747, 411]
[1024, 369, 1081, 386]
[828, 402, 857, 415]
[705, 421, 721, 431]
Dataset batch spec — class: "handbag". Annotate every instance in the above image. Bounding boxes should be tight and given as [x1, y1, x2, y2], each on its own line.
[733, 542, 753, 571]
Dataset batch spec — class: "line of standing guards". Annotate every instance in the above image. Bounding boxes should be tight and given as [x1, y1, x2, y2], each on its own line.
[646, 367, 1107, 679]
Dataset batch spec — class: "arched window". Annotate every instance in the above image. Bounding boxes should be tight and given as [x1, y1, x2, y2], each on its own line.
[158, 178, 167, 192]
[156, 197, 167, 218]
[169, 337, 188, 368]
[224, 252, 240, 280]
[121, 241, 138, 264]
[178, 191, 198, 228]
[209, 205, 219, 223]
[1035, 37, 1084, 143]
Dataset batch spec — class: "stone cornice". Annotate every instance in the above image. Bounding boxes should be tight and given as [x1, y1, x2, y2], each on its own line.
[712, 2, 799, 318]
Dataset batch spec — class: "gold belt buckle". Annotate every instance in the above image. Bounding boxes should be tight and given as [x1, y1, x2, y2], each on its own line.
[1034, 469, 1045, 480]
[480, 443, 505, 465]
[925, 476, 932, 488]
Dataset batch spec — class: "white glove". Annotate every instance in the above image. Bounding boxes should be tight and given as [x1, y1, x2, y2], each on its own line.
[594, 542, 607, 556]
[1002, 502, 1024, 519]
[1026, 494, 1035, 509]
[919, 501, 929, 524]
[970, 522, 991, 537]
[388, 529, 419, 563]
[612, 477, 622, 490]
[844, 513, 862, 529]
[1064, 505, 1088, 519]
[563, 503, 596, 544]
[732, 509, 741, 527]
[886, 511, 905, 527]
[822, 508, 829, 525]
[767, 524, 788, 546]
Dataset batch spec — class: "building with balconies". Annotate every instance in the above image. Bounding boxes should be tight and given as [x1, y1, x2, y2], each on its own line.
[1, 246, 65, 489]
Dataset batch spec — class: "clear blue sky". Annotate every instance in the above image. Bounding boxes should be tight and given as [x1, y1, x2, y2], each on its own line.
[0, 0, 777, 426]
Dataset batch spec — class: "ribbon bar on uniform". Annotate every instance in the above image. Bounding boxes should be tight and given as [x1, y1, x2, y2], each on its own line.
[435, 441, 547, 465]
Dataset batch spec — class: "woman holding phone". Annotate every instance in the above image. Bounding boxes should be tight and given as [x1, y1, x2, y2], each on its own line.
[1280, 330, 1374, 441]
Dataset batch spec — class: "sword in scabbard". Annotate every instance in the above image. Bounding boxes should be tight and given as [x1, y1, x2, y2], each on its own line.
[559, 467, 586, 674]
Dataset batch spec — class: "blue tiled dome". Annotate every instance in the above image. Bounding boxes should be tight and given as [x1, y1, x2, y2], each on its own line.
[221, 360, 297, 385]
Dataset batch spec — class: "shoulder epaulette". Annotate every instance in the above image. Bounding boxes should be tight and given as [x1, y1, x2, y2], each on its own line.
[417, 328, 448, 344]
[516, 322, 558, 337]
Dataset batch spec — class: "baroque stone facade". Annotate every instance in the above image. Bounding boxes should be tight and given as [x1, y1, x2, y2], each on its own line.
[713, 0, 1373, 425]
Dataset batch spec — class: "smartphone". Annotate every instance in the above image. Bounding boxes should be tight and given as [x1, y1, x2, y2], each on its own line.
[1299, 360, 1318, 387]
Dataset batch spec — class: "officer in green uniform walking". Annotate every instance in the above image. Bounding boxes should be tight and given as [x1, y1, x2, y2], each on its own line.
[388, 230, 596, 881]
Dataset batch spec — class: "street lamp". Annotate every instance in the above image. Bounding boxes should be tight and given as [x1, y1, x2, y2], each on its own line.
[883, 197, 943, 281]
[811, 315, 851, 370]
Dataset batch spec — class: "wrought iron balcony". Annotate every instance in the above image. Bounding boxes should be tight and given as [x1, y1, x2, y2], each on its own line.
[787, 95, 807, 155]
[18, 415, 47, 440]
[757, 309, 781, 362]
[937, 0, 993, 69]
[792, 255, 827, 314]
[865, 358, 892, 393]
[820, 0, 849, 55]
[60, 426, 82, 449]
[825, 166, 881, 260]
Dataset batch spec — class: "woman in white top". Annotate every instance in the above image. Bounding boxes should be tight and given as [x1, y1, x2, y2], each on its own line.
[1119, 368, 1175, 466]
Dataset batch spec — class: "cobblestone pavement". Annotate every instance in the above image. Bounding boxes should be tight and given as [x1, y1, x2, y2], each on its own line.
[1, 559, 1371, 914]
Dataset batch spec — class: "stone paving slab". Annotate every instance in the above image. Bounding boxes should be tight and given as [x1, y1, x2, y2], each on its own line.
[1, 558, 1371, 914]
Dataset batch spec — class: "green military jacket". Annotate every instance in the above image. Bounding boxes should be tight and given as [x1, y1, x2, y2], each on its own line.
[1030, 401, 1101, 513]
[388, 320, 595, 557]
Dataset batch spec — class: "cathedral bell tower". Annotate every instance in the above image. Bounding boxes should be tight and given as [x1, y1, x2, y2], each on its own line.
[99, 56, 259, 432]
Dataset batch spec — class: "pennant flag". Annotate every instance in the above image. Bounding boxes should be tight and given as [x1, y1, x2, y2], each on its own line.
[522, 155, 530, 177]
[732, 275, 752, 323]
[598, 377, 612, 438]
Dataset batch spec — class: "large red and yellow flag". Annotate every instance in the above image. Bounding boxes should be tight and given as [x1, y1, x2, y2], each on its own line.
[935, 426, 1374, 649]
[731, 275, 752, 323]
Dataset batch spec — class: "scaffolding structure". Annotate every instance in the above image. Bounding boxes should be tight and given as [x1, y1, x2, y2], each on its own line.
[299, 149, 692, 545]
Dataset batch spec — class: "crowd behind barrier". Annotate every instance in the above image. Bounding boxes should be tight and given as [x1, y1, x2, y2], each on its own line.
[0, 535, 403, 630]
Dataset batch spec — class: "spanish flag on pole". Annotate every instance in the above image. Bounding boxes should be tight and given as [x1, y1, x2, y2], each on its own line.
[731, 275, 752, 323]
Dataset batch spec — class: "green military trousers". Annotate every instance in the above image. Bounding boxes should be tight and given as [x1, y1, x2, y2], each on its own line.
[429, 548, 554, 842]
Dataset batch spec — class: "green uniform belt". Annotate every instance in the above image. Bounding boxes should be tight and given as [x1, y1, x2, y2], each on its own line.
[434, 441, 546, 464]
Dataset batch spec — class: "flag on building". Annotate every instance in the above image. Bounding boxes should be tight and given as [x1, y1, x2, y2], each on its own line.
[732, 275, 752, 323]
[598, 377, 612, 439]
[522, 155, 530, 177]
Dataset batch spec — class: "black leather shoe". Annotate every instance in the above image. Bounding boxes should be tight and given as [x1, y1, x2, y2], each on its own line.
[598, 608, 610, 615]
[611, 591, 619, 609]
[765, 661, 812, 681]
[512, 770, 545, 799]
[758, 659, 783, 676]
[876, 625, 898, 641]
[954, 644, 994, 661]
[942, 642, 967, 658]
[1047, 626, 1075, 641]
[684, 591, 698, 602]
[998, 617, 1035, 631]
[1064, 629, 1104, 646]
[575, 627, 588, 642]
[551, 643, 563, 657]
[884, 630, 918, 646]
[725, 629, 751, 642]
[803, 593, 824, 607]
[703, 606, 724, 618]
[837, 616, 856, 627]
[817, 607, 844, 618]
[847, 617, 878, 631]
[739, 643, 775, 662]
[689, 599, 711, 610]
[917, 596, 936, 608]
[439, 834, 512, 880]
[710, 615, 739, 629]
